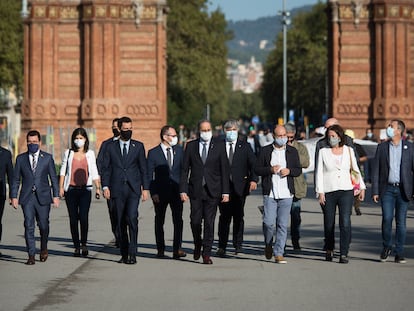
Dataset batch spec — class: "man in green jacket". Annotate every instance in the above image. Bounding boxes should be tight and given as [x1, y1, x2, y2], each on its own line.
[286, 123, 310, 250]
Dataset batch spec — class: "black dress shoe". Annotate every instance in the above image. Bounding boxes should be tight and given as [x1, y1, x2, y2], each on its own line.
[193, 243, 202, 260]
[325, 250, 333, 262]
[126, 255, 137, 264]
[40, 249, 48, 262]
[26, 255, 35, 265]
[234, 247, 243, 255]
[81, 245, 88, 257]
[264, 244, 273, 260]
[216, 248, 226, 257]
[202, 255, 213, 264]
[118, 256, 127, 264]
[156, 250, 165, 258]
[74, 248, 81, 257]
[173, 249, 187, 259]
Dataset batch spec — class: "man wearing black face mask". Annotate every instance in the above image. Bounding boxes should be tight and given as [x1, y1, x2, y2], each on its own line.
[101, 116, 150, 265]
[97, 118, 120, 246]
[11, 130, 60, 265]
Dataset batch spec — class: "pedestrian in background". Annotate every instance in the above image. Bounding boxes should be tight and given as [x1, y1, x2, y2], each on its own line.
[315, 124, 365, 264]
[59, 128, 101, 257]
[285, 123, 309, 251]
[11, 130, 60, 265]
[97, 118, 120, 246]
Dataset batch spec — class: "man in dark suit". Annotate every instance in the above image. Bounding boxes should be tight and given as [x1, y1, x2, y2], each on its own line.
[0, 146, 13, 257]
[216, 120, 258, 257]
[97, 117, 120, 246]
[372, 119, 414, 264]
[11, 130, 60, 265]
[147, 125, 186, 259]
[180, 119, 230, 264]
[102, 116, 150, 265]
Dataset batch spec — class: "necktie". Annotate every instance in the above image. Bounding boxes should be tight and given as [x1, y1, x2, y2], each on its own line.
[201, 142, 207, 164]
[167, 147, 172, 169]
[229, 143, 234, 165]
[32, 153, 37, 173]
[122, 143, 127, 160]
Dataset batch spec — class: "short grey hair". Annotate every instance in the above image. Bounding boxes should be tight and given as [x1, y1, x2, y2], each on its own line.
[285, 123, 296, 134]
[223, 119, 240, 130]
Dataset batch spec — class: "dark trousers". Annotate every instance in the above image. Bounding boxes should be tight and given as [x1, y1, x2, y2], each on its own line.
[218, 187, 246, 250]
[106, 198, 118, 243]
[65, 188, 92, 248]
[22, 194, 51, 256]
[190, 186, 220, 257]
[290, 198, 302, 242]
[0, 198, 5, 241]
[154, 187, 184, 252]
[113, 184, 140, 258]
[323, 190, 353, 256]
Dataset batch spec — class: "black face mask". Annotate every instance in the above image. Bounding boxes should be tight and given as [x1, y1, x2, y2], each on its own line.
[120, 130, 132, 141]
[112, 128, 120, 137]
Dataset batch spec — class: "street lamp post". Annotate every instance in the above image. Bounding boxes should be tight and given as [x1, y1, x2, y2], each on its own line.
[280, 0, 290, 123]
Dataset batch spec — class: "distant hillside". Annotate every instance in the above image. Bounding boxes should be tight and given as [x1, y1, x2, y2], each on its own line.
[226, 5, 313, 63]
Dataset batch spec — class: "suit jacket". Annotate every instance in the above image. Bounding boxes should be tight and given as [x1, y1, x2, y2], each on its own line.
[0, 147, 13, 199]
[224, 139, 258, 197]
[101, 139, 150, 198]
[255, 144, 301, 196]
[147, 144, 183, 198]
[180, 137, 230, 199]
[11, 151, 59, 206]
[371, 140, 414, 201]
[96, 136, 117, 175]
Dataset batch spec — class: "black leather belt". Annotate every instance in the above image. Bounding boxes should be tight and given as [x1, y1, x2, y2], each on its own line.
[388, 183, 400, 187]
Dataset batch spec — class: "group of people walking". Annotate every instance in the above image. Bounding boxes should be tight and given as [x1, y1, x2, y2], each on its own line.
[0, 117, 410, 266]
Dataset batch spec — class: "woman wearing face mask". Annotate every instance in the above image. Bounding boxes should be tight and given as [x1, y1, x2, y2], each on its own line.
[59, 128, 101, 257]
[315, 124, 366, 264]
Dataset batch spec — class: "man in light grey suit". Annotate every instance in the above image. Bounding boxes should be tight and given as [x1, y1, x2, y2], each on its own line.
[372, 119, 414, 264]
[11, 130, 60, 265]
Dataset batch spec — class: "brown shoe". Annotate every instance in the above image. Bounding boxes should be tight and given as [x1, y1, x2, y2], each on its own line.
[40, 249, 48, 262]
[202, 255, 213, 264]
[26, 255, 35, 265]
[173, 249, 187, 259]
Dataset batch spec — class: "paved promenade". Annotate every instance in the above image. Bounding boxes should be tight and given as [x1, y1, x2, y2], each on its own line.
[1, 183, 413, 311]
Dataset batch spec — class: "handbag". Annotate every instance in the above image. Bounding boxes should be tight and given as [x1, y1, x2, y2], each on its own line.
[348, 147, 361, 196]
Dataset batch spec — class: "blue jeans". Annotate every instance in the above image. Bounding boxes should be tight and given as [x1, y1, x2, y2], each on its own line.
[323, 190, 353, 256]
[262, 196, 292, 256]
[380, 185, 408, 256]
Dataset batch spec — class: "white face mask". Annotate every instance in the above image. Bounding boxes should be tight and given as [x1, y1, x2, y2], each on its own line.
[74, 139, 85, 148]
[169, 136, 178, 147]
[200, 131, 213, 142]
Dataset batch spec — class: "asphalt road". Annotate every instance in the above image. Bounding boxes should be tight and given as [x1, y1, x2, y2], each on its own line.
[1, 183, 413, 311]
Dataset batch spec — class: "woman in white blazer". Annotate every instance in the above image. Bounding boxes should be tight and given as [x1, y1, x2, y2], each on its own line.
[59, 128, 101, 257]
[315, 124, 365, 264]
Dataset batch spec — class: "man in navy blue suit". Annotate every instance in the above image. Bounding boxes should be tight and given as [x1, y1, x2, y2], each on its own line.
[11, 130, 60, 265]
[372, 119, 414, 264]
[102, 116, 150, 264]
[180, 119, 230, 265]
[0, 146, 13, 257]
[147, 125, 186, 259]
[97, 117, 120, 246]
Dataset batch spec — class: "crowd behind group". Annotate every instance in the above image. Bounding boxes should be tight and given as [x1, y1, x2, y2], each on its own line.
[0, 116, 410, 265]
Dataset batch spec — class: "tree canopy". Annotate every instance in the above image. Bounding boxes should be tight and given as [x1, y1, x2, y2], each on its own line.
[261, 2, 327, 128]
[0, 0, 23, 103]
[167, 0, 232, 129]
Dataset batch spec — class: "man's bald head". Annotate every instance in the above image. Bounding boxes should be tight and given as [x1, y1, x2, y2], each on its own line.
[325, 118, 339, 128]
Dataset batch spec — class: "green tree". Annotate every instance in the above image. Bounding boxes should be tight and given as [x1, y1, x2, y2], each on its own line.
[0, 0, 23, 106]
[261, 2, 327, 127]
[167, 0, 232, 129]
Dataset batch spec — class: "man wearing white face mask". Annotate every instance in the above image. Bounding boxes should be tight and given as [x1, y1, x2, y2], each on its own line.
[216, 120, 258, 257]
[255, 125, 301, 264]
[147, 125, 186, 259]
[180, 119, 230, 264]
